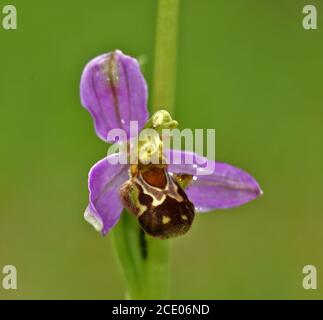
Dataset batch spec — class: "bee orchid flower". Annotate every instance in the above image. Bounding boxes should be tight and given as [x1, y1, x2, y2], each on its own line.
[80, 50, 262, 239]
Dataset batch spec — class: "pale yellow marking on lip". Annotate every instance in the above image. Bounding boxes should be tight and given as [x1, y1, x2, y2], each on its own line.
[137, 204, 147, 217]
[181, 214, 188, 221]
[162, 216, 171, 224]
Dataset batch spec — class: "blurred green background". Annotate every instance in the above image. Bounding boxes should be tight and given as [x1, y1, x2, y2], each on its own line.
[1, 0, 323, 299]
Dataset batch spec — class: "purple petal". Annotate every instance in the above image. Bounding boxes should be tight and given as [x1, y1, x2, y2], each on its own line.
[85, 154, 129, 235]
[167, 150, 262, 212]
[80, 50, 149, 142]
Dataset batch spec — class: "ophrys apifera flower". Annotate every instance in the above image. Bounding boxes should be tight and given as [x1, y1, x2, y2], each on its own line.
[80, 50, 262, 239]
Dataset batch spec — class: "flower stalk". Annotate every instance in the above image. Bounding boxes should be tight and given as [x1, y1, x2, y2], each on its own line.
[153, 0, 181, 114]
[111, 0, 181, 299]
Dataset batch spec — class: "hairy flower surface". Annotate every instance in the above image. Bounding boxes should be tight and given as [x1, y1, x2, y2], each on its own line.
[80, 50, 262, 238]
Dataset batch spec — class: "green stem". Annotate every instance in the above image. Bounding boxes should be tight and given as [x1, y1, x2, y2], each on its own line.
[144, 236, 170, 299]
[111, 0, 181, 300]
[111, 212, 171, 299]
[153, 0, 181, 114]
[145, 0, 181, 299]
[111, 211, 145, 299]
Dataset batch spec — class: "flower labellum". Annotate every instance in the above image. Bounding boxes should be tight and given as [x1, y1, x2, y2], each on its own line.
[120, 163, 195, 239]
